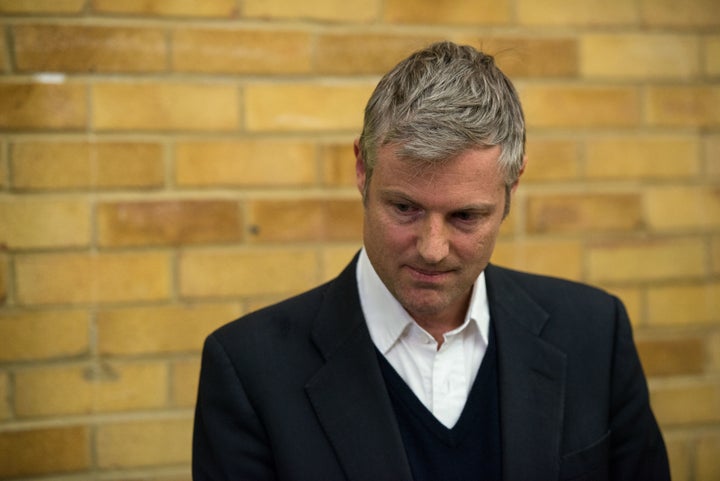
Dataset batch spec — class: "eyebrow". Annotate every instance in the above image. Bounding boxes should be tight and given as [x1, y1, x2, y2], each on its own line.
[379, 189, 497, 212]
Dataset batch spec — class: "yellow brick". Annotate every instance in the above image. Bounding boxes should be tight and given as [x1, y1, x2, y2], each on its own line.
[585, 136, 701, 180]
[0, 140, 7, 188]
[0, 0, 84, 13]
[321, 246, 362, 282]
[321, 142, 357, 187]
[180, 248, 318, 298]
[0, 310, 88, 361]
[646, 186, 720, 231]
[492, 239, 583, 281]
[92, 0, 237, 17]
[14, 25, 167, 73]
[0, 254, 7, 304]
[708, 135, 720, 179]
[522, 139, 580, 182]
[245, 83, 372, 132]
[603, 286, 643, 327]
[175, 140, 316, 187]
[647, 282, 720, 326]
[0, 31, 7, 73]
[636, 337, 706, 377]
[581, 34, 700, 79]
[93, 82, 238, 131]
[97, 303, 239, 355]
[244, 0, 378, 22]
[97, 418, 192, 468]
[519, 85, 640, 128]
[98, 199, 243, 247]
[11, 141, 164, 190]
[0, 83, 86, 129]
[711, 333, 720, 374]
[0, 371, 8, 420]
[315, 34, 441, 75]
[714, 236, 720, 274]
[646, 86, 720, 127]
[15, 362, 167, 417]
[247, 199, 362, 243]
[383, 0, 509, 24]
[0, 427, 90, 478]
[458, 36, 579, 78]
[173, 28, 311, 74]
[664, 435, 691, 481]
[640, 0, 720, 27]
[15, 252, 171, 305]
[527, 193, 642, 233]
[650, 380, 720, 425]
[517, 0, 636, 25]
[588, 238, 705, 283]
[697, 432, 720, 481]
[706, 35, 720, 76]
[171, 358, 201, 407]
[0, 197, 90, 249]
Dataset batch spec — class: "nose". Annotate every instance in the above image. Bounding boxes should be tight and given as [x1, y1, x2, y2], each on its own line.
[416, 215, 449, 264]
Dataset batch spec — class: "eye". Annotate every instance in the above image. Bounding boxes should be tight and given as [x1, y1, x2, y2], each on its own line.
[453, 211, 478, 222]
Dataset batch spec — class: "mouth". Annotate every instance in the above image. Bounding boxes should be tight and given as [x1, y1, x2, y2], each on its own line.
[405, 265, 455, 283]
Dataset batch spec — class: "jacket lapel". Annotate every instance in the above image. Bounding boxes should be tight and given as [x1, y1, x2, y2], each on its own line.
[486, 265, 567, 481]
[305, 258, 413, 481]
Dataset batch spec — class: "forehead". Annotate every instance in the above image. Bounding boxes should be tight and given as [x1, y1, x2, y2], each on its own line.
[372, 144, 505, 206]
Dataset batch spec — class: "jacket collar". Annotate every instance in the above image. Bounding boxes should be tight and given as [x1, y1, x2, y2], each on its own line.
[485, 264, 566, 480]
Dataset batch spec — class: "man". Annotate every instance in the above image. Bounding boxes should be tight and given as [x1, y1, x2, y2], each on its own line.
[193, 41, 670, 481]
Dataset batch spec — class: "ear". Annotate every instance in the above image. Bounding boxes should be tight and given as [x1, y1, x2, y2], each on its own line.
[354, 138, 366, 196]
[510, 154, 527, 194]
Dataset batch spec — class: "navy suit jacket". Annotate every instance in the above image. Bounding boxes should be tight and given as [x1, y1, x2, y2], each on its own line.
[193, 256, 670, 481]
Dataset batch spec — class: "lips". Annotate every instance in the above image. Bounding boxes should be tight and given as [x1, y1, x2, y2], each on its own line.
[405, 265, 455, 283]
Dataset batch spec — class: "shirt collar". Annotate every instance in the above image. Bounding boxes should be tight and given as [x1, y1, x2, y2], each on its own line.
[356, 248, 490, 354]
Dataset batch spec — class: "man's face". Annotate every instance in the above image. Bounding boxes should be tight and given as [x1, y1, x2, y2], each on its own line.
[356, 142, 516, 328]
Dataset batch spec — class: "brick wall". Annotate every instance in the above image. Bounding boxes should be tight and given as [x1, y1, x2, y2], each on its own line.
[0, 0, 718, 479]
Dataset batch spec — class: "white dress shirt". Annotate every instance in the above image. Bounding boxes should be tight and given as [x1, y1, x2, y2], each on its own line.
[356, 249, 490, 428]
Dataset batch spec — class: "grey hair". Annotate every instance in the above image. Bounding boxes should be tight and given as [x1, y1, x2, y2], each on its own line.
[358, 41, 526, 216]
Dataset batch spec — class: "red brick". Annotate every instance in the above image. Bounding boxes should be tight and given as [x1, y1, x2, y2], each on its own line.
[97, 199, 243, 247]
[526, 193, 643, 233]
[247, 198, 362, 243]
[636, 336, 706, 377]
[91, 0, 238, 17]
[459, 36, 579, 78]
[13, 25, 167, 73]
[640, 0, 720, 27]
[315, 34, 441, 75]
[173, 28, 312, 74]
[0, 83, 86, 130]
[0, 427, 90, 477]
